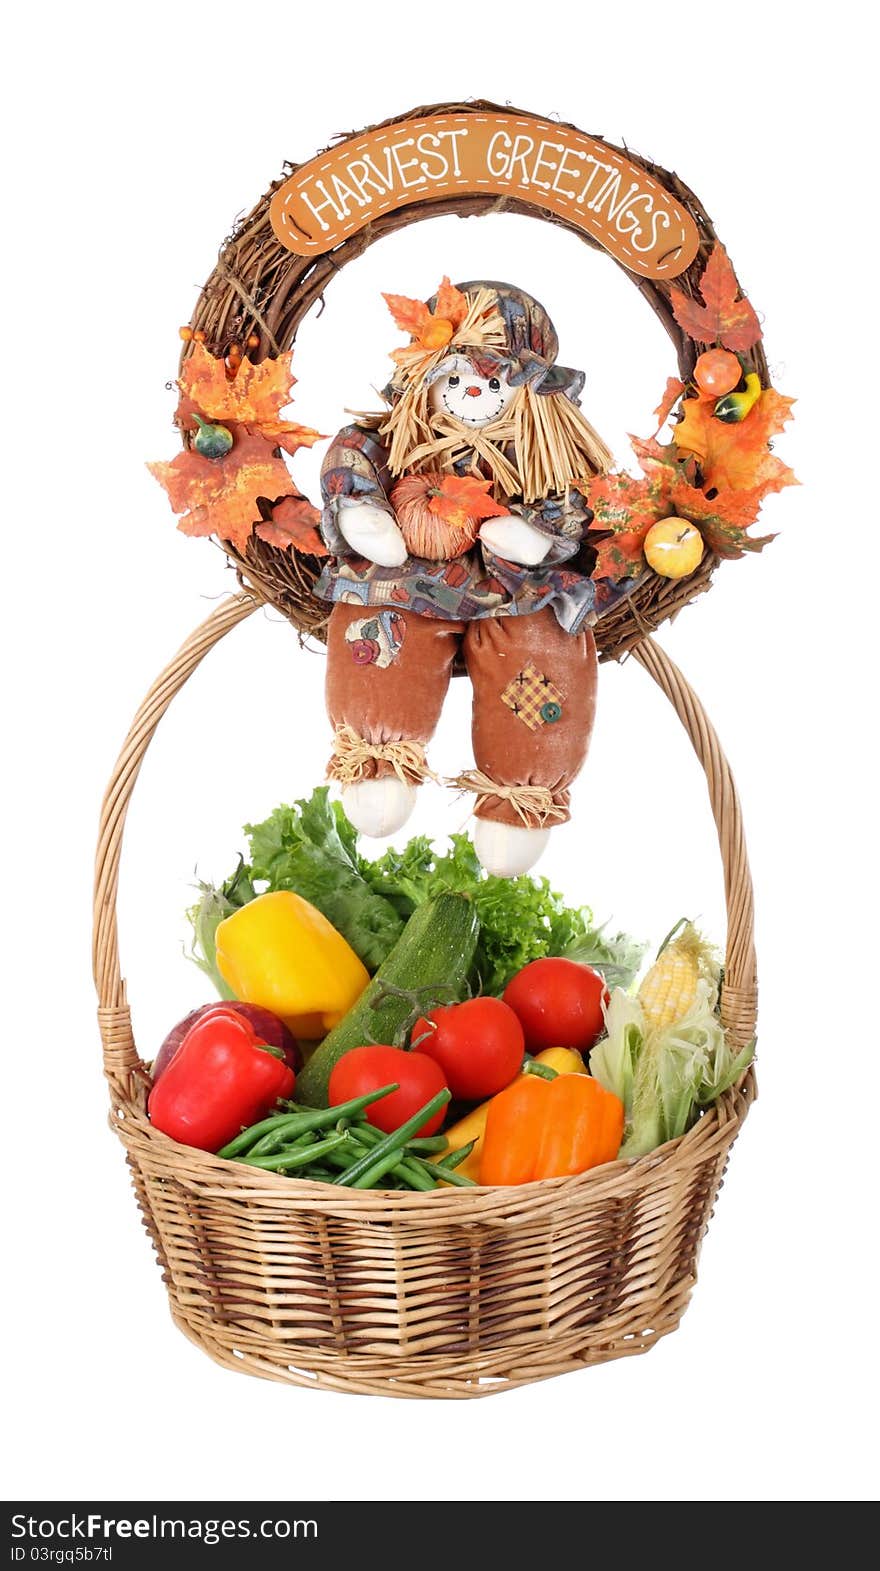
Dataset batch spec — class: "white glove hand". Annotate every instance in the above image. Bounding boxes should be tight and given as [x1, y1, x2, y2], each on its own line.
[479, 513, 553, 566]
[338, 502, 408, 568]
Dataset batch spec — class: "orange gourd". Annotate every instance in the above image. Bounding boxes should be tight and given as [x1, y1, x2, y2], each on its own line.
[693, 348, 741, 398]
[479, 1073, 625, 1186]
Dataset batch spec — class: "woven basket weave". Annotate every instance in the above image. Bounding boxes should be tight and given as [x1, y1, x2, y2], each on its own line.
[93, 593, 756, 1398]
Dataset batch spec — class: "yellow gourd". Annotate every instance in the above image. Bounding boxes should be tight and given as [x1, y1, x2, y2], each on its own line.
[644, 518, 704, 580]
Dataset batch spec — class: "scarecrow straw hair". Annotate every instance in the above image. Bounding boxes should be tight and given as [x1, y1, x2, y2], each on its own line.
[377, 379, 612, 504]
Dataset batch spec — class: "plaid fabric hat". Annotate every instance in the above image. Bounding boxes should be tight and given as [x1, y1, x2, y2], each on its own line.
[426, 280, 585, 400]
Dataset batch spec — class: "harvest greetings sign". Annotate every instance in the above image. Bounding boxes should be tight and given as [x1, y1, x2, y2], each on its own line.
[269, 112, 700, 279]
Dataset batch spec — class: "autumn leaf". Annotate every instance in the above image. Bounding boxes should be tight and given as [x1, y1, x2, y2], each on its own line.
[244, 419, 323, 457]
[383, 292, 434, 338]
[434, 276, 469, 330]
[669, 245, 762, 351]
[591, 531, 654, 581]
[255, 494, 327, 556]
[176, 343, 293, 425]
[586, 469, 672, 581]
[391, 472, 509, 530]
[385, 277, 469, 356]
[675, 387, 796, 492]
[653, 377, 685, 432]
[668, 475, 778, 559]
[148, 430, 292, 551]
[429, 474, 509, 527]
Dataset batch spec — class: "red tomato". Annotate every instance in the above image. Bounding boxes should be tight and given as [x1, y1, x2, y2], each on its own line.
[411, 998, 524, 1101]
[503, 958, 608, 1053]
[328, 1045, 448, 1136]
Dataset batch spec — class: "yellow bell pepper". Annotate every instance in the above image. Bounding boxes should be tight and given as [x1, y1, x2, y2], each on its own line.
[214, 891, 370, 1039]
[431, 1047, 586, 1181]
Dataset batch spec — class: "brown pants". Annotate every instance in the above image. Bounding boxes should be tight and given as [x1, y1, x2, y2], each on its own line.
[325, 603, 597, 826]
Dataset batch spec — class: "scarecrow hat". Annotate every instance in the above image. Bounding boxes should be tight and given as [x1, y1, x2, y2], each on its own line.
[428, 280, 586, 400]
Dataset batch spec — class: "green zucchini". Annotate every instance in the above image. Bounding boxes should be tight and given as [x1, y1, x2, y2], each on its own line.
[295, 893, 480, 1107]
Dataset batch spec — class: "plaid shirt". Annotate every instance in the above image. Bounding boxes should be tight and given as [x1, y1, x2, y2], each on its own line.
[315, 423, 637, 634]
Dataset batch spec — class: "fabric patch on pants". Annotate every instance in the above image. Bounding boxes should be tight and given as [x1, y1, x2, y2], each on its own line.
[344, 610, 407, 669]
[500, 662, 565, 731]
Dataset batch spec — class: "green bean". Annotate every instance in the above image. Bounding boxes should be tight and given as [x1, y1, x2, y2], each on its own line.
[315, 1126, 437, 1190]
[337, 1089, 451, 1189]
[247, 1126, 318, 1159]
[217, 1084, 398, 1159]
[237, 1132, 350, 1172]
[435, 1138, 477, 1171]
[420, 1156, 475, 1188]
[406, 1135, 448, 1154]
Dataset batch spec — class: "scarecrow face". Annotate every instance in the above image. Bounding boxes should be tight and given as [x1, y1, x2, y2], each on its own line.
[428, 356, 515, 428]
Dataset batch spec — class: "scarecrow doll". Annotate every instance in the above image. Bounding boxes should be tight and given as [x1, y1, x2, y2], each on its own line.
[316, 279, 613, 877]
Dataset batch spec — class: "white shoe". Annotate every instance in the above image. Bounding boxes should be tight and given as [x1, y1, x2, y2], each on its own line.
[341, 778, 417, 838]
[473, 818, 551, 877]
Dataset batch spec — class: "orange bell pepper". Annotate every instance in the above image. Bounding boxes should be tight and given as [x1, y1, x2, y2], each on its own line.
[479, 1073, 624, 1186]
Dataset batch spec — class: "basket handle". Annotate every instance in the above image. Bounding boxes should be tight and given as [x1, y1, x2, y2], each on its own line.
[93, 594, 756, 1095]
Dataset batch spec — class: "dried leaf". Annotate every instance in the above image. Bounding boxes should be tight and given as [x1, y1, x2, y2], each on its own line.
[177, 344, 297, 427]
[668, 475, 778, 559]
[244, 419, 324, 457]
[586, 469, 672, 581]
[653, 377, 685, 432]
[434, 276, 469, 330]
[148, 430, 292, 551]
[428, 474, 509, 527]
[675, 388, 796, 491]
[382, 292, 433, 338]
[669, 245, 762, 351]
[255, 495, 327, 556]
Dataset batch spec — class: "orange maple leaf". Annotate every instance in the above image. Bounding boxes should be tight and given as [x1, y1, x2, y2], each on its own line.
[668, 475, 778, 559]
[177, 344, 294, 425]
[586, 468, 672, 581]
[429, 474, 508, 528]
[434, 276, 469, 330]
[674, 387, 796, 492]
[255, 495, 327, 556]
[383, 292, 433, 338]
[245, 419, 324, 457]
[669, 245, 762, 351]
[148, 430, 292, 552]
[384, 276, 469, 356]
[174, 345, 324, 457]
[653, 377, 685, 433]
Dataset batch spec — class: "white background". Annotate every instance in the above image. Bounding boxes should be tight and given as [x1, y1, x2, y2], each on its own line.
[2, 0, 877, 1504]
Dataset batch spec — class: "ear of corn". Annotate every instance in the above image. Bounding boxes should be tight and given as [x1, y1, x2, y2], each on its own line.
[637, 921, 720, 1032]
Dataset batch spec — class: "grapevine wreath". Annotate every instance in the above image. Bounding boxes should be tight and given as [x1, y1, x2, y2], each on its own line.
[92, 102, 793, 1396]
[151, 102, 794, 667]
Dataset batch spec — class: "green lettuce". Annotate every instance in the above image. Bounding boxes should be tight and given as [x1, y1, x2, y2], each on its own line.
[360, 832, 644, 995]
[188, 788, 644, 998]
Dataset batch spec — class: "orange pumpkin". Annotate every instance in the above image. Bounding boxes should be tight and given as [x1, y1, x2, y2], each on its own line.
[391, 472, 482, 560]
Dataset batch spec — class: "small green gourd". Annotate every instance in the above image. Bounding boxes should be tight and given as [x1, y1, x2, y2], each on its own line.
[193, 412, 234, 459]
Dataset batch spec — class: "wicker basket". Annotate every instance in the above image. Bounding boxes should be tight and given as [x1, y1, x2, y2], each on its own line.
[93, 593, 756, 1398]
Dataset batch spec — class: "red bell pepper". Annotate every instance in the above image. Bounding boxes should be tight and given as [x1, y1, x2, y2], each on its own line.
[147, 1006, 296, 1153]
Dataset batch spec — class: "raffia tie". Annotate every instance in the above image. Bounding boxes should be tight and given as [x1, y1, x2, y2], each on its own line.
[400, 416, 522, 496]
[329, 724, 436, 788]
[452, 769, 568, 828]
